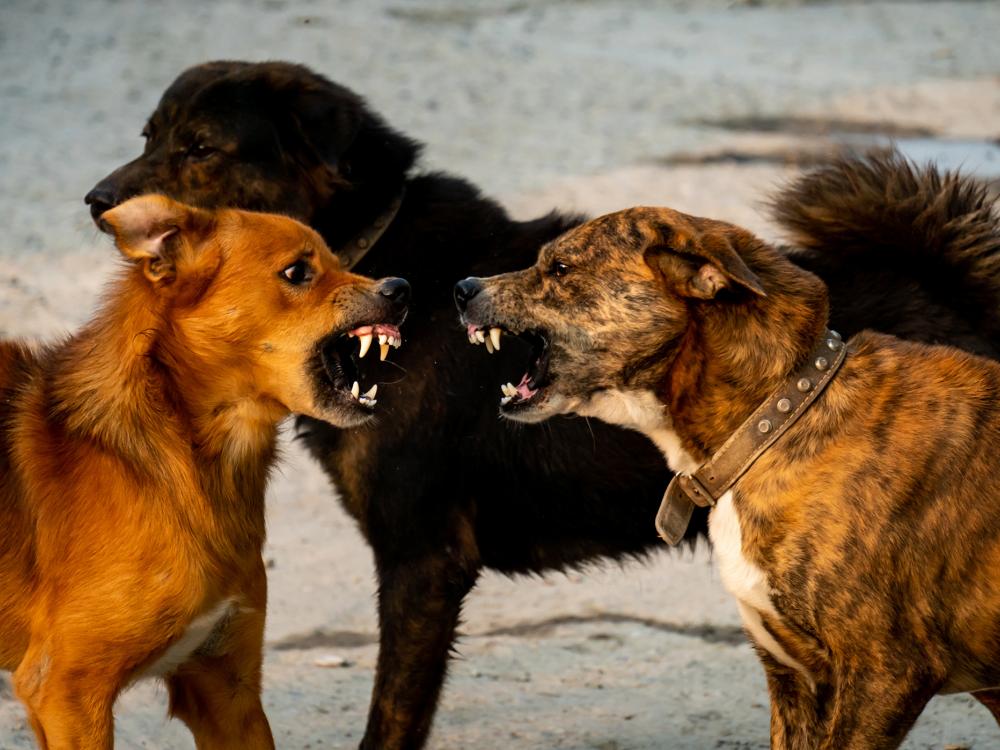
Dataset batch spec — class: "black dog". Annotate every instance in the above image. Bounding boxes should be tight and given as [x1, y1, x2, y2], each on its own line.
[86, 61, 1000, 749]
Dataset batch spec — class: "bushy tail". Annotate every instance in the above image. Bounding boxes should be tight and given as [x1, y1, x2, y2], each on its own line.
[772, 148, 1000, 350]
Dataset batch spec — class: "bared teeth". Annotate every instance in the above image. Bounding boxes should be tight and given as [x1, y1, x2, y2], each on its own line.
[500, 395, 512, 406]
[364, 384, 377, 399]
[378, 333, 388, 346]
[489, 327, 501, 351]
[380, 342, 390, 361]
[351, 381, 360, 399]
[475, 329, 486, 344]
[358, 333, 373, 358]
[500, 382, 518, 398]
[485, 337, 494, 354]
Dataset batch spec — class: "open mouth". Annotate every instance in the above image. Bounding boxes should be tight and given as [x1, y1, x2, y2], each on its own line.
[466, 324, 552, 410]
[320, 322, 403, 411]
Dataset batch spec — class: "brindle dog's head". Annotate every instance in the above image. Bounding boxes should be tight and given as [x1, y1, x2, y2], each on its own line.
[454, 206, 766, 423]
[85, 61, 418, 234]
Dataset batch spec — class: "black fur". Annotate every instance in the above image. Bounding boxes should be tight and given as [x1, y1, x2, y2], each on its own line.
[86, 63, 1000, 749]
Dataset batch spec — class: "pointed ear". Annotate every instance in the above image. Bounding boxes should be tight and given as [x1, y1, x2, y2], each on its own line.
[644, 217, 766, 300]
[100, 195, 211, 284]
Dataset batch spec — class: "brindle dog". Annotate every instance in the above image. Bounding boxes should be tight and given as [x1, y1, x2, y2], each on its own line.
[457, 205, 1000, 748]
[86, 59, 1000, 748]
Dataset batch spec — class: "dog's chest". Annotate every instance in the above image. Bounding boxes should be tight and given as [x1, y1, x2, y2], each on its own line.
[709, 492, 813, 684]
[144, 598, 236, 678]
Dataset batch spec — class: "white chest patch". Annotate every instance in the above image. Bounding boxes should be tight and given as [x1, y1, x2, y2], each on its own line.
[144, 598, 236, 678]
[709, 491, 814, 688]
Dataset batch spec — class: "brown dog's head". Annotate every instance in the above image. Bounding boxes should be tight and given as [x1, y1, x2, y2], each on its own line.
[85, 61, 418, 243]
[101, 194, 409, 428]
[454, 206, 768, 423]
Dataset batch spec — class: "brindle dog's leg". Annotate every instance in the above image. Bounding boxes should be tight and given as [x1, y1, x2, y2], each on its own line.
[973, 688, 1000, 725]
[815, 669, 939, 750]
[761, 654, 820, 750]
[361, 552, 480, 750]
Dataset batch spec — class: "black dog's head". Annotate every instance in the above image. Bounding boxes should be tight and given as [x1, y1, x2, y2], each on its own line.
[85, 61, 419, 246]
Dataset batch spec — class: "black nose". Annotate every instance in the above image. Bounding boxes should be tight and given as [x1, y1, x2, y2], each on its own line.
[454, 278, 482, 312]
[378, 277, 411, 309]
[84, 184, 117, 222]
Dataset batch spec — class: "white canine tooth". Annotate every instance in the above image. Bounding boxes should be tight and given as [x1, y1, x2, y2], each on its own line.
[358, 333, 373, 358]
[475, 329, 486, 344]
[484, 338, 494, 354]
[380, 342, 390, 361]
[378, 333, 388, 346]
[500, 395, 512, 406]
[368, 399, 377, 407]
[364, 384, 378, 399]
[351, 381, 360, 399]
[489, 327, 501, 351]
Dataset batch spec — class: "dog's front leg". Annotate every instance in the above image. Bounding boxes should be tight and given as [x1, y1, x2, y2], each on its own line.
[760, 652, 820, 750]
[13, 649, 117, 750]
[166, 563, 274, 750]
[814, 666, 940, 750]
[361, 548, 480, 750]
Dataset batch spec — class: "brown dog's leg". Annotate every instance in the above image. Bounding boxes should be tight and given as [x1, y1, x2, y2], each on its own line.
[167, 567, 274, 750]
[13, 654, 116, 750]
[973, 688, 1000, 725]
[361, 553, 479, 750]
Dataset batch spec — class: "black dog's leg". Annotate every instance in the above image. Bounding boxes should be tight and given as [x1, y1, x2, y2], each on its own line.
[360, 551, 480, 750]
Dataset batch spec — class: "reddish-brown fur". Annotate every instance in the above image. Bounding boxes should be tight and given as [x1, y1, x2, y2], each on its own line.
[0, 195, 404, 748]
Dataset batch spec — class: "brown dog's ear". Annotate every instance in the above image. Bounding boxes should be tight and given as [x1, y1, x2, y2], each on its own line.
[100, 195, 212, 284]
[645, 220, 766, 300]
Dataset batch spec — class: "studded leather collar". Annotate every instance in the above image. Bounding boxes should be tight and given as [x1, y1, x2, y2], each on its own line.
[334, 187, 405, 270]
[655, 328, 849, 545]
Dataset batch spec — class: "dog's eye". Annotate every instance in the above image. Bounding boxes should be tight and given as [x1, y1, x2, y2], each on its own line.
[549, 260, 571, 278]
[187, 143, 216, 160]
[280, 260, 314, 286]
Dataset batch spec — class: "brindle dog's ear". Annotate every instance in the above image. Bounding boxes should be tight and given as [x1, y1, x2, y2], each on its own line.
[644, 216, 766, 299]
[100, 194, 213, 284]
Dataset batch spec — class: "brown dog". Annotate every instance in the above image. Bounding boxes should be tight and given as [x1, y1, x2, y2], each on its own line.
[457, 206, 1000, 748]
[0, 194, 408, 748]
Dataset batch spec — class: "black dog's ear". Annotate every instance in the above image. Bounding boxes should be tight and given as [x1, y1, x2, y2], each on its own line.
[640, 209, 766, 299]
[266, 65, 421, 184]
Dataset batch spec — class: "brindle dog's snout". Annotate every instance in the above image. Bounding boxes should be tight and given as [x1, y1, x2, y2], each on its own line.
[453, 277, 482, 312]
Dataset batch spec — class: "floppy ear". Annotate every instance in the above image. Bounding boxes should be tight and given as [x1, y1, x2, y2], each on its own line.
[644, 215, 766, 300]
[100, 194, 211, 284]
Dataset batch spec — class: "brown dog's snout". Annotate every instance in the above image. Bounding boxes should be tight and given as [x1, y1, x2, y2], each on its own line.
[453, 277, 482, 313]
[377, 277, 411, 312]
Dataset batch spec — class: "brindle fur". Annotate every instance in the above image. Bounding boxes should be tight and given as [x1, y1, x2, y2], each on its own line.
[462, 201, 1000, 748]
[87, 60, 1000, 748]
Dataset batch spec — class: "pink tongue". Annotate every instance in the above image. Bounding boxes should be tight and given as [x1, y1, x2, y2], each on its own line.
[515, 373, 537, 400]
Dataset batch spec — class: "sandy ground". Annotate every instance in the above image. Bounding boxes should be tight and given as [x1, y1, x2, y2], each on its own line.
[2, 1, 1000, 748]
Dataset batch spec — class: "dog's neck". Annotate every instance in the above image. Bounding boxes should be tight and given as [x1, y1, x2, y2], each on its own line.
[659, 249, 829, 465]
[49, 271, 280, 515]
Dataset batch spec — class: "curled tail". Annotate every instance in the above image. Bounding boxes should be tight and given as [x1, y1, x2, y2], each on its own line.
[772, 148, 1000, 356]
